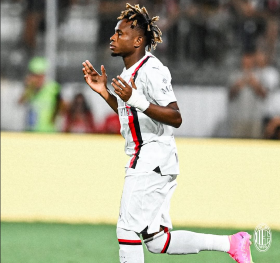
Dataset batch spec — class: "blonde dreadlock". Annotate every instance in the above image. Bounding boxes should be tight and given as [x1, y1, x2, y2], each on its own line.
[117, 3, 163, 51]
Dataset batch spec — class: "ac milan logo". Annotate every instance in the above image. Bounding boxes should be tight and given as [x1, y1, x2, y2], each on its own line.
[253, 223, 272, 252]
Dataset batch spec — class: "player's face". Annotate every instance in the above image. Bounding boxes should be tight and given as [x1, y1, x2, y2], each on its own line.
[110, 19, 139, 57]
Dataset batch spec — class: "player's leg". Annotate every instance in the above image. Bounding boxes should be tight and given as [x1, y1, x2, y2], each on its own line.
[142, 173, 230, 254]
[141, 173, 253, 263]
[143, 227, 230, 254]
[117, 227, 144, 263]
[116, 170, 150, 263]
[143, 228, 253, 263]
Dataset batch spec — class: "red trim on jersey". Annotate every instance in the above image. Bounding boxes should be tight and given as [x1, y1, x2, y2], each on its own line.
[128, 106, 140, 168]
[161, 232, 171, 253]
[126, 55, 151, 168]
[130, 55, 151, 81]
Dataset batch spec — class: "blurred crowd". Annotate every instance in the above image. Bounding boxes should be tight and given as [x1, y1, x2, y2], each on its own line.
[17, 56, 120, 134]
[1, 0, 280, 139]
[97, 0, 279, 65]
[3, 0, 278, 71]
[228, 49, 279, 139]
[10, 0, 280, 64]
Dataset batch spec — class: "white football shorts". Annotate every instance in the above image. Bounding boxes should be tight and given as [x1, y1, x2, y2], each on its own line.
[117, 168, 177, 234]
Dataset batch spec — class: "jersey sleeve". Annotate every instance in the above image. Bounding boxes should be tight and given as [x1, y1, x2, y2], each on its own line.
[144, 65, 177, 107]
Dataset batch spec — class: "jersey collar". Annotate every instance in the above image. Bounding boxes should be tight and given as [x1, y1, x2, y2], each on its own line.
[122, 51, 153, 76]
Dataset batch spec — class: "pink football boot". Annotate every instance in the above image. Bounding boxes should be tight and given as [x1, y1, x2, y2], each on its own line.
[228, 232, 254, 263]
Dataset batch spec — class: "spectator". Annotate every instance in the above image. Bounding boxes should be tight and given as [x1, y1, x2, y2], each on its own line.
[62, 92, 95, 133]
[182, 0, 229, 64]
[254, 49, 280, 123]
[229, 0, 266, 54]
[21, 0, 72, 57]
[227, 52, 268, 138]
[256, 0, 280, 63]
[182, 1, 208, 64]
[18, 56, 62, 132]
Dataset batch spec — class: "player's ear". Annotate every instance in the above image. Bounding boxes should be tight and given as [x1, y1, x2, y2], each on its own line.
[134, 36, 144, 49]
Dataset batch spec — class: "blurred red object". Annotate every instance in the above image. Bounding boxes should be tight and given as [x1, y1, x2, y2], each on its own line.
[99, 113, 121, 134]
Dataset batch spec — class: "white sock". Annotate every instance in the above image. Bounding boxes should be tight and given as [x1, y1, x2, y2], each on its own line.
[117, 228, 144, 263]
[167, 230, 230, 254]
[144, 230, 230, 255]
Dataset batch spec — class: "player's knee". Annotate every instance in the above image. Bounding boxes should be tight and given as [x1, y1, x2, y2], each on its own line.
[144, 240, 162, 254]
[117, 227, 144, 263]
[144, 230, 170, 254]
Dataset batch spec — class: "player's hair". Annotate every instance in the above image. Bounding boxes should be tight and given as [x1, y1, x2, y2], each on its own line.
[117, 3, 163, 51]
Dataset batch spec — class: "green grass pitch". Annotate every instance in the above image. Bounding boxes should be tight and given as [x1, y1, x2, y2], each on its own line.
[1, 222, 279, 263]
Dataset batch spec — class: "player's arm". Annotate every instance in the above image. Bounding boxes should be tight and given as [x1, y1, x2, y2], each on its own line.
[143, 101, 181, 128]
[82, 60, 118, 113]
[112, 76, 182, 128]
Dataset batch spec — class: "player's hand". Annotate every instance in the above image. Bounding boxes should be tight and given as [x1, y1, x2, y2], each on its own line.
[82, 60, 107, 94]
[111, 76, 137, 102]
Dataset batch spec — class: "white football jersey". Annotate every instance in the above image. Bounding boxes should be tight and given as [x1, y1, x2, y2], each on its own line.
[116, 52, 179, 175]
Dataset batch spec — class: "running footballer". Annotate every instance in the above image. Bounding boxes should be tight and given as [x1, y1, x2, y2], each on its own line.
[82, 3, 254, 263]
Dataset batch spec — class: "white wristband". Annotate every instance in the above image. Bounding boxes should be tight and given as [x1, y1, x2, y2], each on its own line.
[126, 88, 150, 112]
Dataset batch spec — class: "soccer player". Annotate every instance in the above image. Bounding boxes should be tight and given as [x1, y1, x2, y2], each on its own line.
[82, 3, 254, 263]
